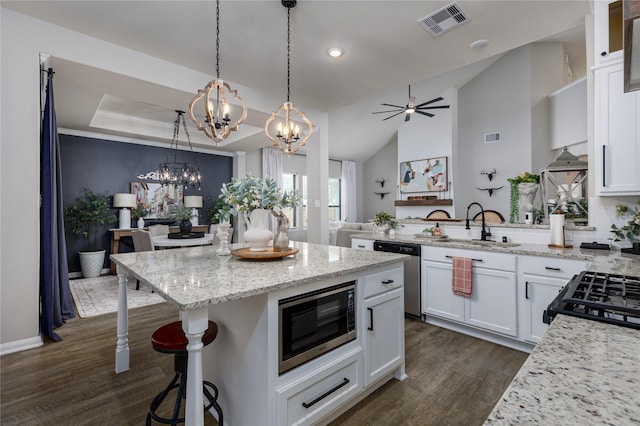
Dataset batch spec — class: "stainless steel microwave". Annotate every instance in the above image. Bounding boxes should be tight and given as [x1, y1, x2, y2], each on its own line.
[278, 281, 356, 375]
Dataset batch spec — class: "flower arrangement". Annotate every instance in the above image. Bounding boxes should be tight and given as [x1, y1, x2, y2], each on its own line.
[507, 172, 540, 184]
[372, 210, 394, 226]
[220, 173, 299, 217]
[131, 204, 149, 220]
[611, 202, 640, 242]
[171, 205, 194, 221]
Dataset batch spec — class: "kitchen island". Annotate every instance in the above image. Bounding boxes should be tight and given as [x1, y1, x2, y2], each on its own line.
[110, 241, 408, 426]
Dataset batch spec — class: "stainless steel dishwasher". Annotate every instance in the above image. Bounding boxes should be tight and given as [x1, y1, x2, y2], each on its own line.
[373, 241, 421, 318]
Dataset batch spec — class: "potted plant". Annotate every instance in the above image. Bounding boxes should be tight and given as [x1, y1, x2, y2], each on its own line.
[65, 188, 117, 278]
[220, 173, 299, 251]
[507, 172, 540, 224]
[372, 210, 394, 235]
[172, 205, 194, 235]
[611, 202, 640, 254]
[131, 204, 149, 228]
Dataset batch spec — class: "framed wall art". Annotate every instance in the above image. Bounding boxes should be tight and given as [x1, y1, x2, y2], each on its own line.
[130, 182, 183, 218]
[400, 157, 448, 193]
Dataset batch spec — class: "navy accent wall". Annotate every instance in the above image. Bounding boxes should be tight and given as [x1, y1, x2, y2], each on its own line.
[60, 134, 233, 273]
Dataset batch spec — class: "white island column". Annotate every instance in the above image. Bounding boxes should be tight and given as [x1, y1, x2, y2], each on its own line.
[181, 306, 209, 426]
[115, 267, 129, 373]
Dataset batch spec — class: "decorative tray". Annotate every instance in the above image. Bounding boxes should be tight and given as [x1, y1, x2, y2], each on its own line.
[231, 247, 299, 260]
[414, 234, 449, 240]
[168, 232, 205, 239]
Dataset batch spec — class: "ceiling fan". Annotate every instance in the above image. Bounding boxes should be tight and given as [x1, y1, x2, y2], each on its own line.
[372, 85, 450, 122]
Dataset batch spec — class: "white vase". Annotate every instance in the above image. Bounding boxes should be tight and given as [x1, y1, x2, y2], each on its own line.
[79, 250, 105, 278]
[244, 209, 273, 251]
[137, 217, 145, 228]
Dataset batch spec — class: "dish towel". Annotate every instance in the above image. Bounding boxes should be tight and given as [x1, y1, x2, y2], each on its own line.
[452, 256, 473, 297]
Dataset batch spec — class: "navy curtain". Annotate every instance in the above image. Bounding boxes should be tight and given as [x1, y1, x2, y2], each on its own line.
[40, 68, 75, 341]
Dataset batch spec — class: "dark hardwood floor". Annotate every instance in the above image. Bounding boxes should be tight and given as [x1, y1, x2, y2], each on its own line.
[1, 303, 527, 425]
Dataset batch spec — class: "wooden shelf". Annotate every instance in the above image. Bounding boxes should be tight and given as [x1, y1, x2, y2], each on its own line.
[394, 199, 453, 206]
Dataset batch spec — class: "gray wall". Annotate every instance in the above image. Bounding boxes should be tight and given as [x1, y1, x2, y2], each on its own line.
[454, 43, 565, 220]
[362, 139, 398, 222]
[60, 135, 233, 272]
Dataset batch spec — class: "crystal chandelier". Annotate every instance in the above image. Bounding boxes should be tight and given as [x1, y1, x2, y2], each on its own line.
[188, 0, 247, 143]
[264, 0, 313, 156]
[158, 110, 201, 190]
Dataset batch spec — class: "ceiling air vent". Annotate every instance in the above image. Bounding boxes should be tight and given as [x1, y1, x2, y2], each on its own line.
[417, 2, 470, 37]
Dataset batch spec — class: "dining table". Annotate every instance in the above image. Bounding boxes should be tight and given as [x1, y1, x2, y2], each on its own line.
[152, 233, 214, 248]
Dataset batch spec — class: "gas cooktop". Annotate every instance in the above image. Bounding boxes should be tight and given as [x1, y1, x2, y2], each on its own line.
[544, 270, 640, 330]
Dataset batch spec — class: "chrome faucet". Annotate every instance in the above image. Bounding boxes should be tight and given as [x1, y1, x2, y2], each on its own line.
[465, 202, 492, 241]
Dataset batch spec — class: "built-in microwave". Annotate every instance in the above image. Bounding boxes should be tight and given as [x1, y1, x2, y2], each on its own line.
[278, 281, 356, 375]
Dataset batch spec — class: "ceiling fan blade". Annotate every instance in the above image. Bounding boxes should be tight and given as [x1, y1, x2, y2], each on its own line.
[414, 97, 444, 108]
[382, 111, 405, 121]
[405, 113, 411, 122]
[415, 110, 435, 117]
[416, 105, 451, 110]
[372, 109, 404, 114]
[381, 103, 405, 109]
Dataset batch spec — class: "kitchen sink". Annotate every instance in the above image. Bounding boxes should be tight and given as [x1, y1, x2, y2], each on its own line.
[445, 239, 521, 248]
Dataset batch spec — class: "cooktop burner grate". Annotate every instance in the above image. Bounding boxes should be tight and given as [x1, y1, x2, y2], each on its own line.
[544, 271, 640, 329]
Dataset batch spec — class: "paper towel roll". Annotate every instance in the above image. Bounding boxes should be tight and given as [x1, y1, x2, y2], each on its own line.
[549, 214, 565, 246]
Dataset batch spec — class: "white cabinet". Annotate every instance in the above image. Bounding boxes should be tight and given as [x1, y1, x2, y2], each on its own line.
[360, 266, 404, 387]
[421, 247, 517, 337]
[594, 0, 623, 66]
[351, 238, 373, 250]
[275, 349, 362, 426]
[517, 256, 590, 343]
[594, 60, 640, 195]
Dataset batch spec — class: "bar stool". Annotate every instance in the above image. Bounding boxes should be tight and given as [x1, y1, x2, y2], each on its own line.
[147, 321, 223, 425]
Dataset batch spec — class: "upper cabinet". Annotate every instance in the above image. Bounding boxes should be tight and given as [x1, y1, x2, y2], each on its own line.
[595, 0, 624, 65]
[594, 3, 640, 195]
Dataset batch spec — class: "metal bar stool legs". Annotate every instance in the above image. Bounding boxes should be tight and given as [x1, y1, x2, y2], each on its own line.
[147, 321, 223, 425]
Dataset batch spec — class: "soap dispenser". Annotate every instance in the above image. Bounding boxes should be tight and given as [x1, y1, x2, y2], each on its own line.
[433, 223, 441, 237]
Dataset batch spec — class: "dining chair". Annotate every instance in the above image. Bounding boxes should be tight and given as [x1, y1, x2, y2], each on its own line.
[131, 230, 154, 290]
[147, 224, 170, 237]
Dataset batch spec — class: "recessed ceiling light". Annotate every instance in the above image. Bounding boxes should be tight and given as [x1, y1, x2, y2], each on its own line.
[326, 47, 344, 58]
[470, 39, 489, 50]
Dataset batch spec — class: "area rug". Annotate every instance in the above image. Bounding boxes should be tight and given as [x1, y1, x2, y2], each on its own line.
[69, 275, 165, 318]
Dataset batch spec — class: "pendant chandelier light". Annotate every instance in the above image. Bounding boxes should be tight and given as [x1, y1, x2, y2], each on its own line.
[264, 0, 313, 156]
[158, 110, 201, 190]
[188, 0, 247, 144]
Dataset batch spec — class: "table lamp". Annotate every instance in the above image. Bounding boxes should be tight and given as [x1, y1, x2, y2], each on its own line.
[113, 193, 137, 229]
[184, 196, 203, 226]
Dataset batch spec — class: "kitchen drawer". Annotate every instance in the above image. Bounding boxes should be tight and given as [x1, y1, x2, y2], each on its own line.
[422, 246, 516, 272]
[275, 350, 362, 426]
[518, 256, 589, 278]
[360, 266, 403, 299]
[351, 238, 373, 251]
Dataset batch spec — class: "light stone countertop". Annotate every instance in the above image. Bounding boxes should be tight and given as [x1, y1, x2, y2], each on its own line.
[352, 233, 640, 276]
[485, 314, 640, 425]
[110, 241, 407, 310]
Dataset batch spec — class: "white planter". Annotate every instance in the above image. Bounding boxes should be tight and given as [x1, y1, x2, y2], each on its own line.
[79, 250, 106, 278]
[244, 209, 273, 251]
[137, 217, 145, 228]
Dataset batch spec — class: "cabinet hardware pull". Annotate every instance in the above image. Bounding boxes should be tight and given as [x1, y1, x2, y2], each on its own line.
[445, 255, 483, 262]
[367, 307, 374, 331]
[545, 266, 561, 271]
[602, 145, 606, 187]
[525, 281, 529, 299]
[358, 245, 365, 248]
[301, 378, 350, 409]
[381, 279, 394, 284]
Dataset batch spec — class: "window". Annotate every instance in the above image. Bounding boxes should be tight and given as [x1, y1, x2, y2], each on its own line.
[282, 172, 297, 228]
[328, 178, 341, 221]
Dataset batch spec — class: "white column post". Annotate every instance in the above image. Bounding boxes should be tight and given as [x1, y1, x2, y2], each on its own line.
[115, 266, 130, 373]
[182, 307, 209, 426]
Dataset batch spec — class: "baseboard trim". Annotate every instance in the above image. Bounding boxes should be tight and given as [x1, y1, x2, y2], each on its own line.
[0, 335, 43, 356]
[68, 268, 110, 279]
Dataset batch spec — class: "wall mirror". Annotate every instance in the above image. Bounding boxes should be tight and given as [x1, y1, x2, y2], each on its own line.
[624, 0, 640, 92]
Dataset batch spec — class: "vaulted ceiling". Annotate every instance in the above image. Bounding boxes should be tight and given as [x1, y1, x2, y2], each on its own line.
[2, 1, 591, 161]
